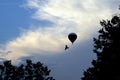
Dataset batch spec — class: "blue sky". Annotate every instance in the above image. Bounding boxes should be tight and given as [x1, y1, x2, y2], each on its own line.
[0, 0, 120, 80]
[0, 0, 31, 43]
[0, 0, 53, 43]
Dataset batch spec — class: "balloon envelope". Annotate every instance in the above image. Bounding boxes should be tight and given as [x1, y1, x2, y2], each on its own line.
[68, 33, 77, 43]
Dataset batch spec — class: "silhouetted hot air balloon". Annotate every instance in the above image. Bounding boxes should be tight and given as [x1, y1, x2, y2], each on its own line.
[68, 33, 77, 44]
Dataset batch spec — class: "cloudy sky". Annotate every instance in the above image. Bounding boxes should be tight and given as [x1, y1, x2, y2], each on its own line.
[0, 0, 120, 80]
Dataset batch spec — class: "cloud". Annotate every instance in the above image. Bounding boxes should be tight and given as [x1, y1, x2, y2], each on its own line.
[24, 0, 116, 41]
[0, 0, 119, 64]
[0, 27, 67, 62]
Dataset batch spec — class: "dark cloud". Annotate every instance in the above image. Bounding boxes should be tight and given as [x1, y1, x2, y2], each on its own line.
[18, 39, 96, 80]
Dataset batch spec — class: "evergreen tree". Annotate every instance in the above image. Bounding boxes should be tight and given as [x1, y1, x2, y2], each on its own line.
[81, 13, 120, 80]
[0, 60, 55, 80]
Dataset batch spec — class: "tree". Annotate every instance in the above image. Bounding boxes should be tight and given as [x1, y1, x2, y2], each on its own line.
[0, 60, 55, 80]
[81, 13, 120, 80]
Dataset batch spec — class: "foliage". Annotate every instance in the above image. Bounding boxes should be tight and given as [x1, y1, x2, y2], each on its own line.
[81, 14, 120, 80]
[0, 60, 55, 80]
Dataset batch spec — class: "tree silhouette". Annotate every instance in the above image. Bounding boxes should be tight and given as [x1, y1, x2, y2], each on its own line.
[81, 14, 120, 80]
[0, 60, 55, 80]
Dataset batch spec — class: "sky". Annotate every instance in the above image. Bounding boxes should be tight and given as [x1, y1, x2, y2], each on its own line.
[0, 0, 120, 80]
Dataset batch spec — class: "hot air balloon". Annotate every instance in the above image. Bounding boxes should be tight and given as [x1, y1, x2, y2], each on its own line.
[68, 33, 77, 44]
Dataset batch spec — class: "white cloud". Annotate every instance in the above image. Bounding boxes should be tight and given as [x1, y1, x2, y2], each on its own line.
[0, 0, 119, 63]
[0, 27, 68, 62]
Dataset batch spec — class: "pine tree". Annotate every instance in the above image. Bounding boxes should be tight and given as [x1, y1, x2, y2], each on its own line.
[81, 13, 120, 80]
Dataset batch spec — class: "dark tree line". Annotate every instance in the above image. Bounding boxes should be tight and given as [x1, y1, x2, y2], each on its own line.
[0, 60, 55, 80]
[81, 13, 120, 79]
